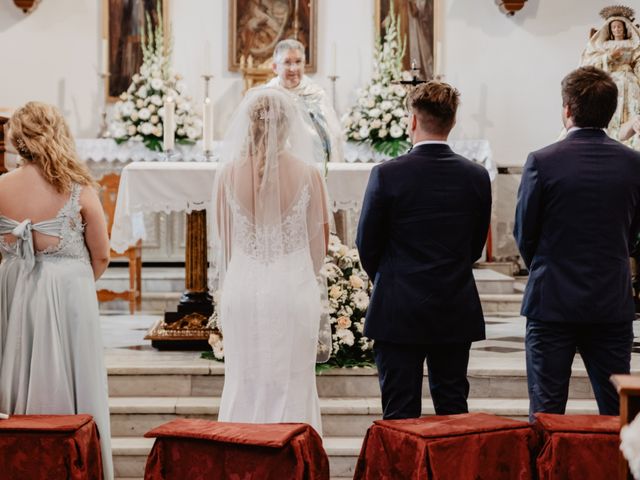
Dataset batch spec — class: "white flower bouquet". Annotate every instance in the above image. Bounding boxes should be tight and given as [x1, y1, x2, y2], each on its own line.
[205, 234, 374, 367]
[109, 11, 201, 152]
[342, 5, 411, 158]
[319, 234, 374, 367]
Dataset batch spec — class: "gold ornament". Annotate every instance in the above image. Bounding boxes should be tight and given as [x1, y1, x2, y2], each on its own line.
[600, 5, 635, 21]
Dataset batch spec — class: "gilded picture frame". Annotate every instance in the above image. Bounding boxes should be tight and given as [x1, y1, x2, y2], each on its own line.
[228, 0, 318, 73]
[375, 0, 438, 78]
[102, 0, 170, 101]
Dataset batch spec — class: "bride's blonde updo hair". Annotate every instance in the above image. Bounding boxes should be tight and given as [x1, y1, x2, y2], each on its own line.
[8, 101, 94, 193]
[247, 91, 289, 180]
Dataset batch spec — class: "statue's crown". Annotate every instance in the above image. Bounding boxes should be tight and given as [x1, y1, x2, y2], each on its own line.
[600, 5, 635, 21]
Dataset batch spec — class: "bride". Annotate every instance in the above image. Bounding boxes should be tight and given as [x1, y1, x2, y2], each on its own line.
[212, 88, 330, 434]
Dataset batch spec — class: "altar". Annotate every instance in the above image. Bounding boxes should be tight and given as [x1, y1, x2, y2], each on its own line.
[79, 138, 495, 262]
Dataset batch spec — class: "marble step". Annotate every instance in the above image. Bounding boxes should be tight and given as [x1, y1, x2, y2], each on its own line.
[99, 267, 517, 296]
[473, 268, 517, 295]
[112, 436, 361, 479]
[108, 396, 599, 438]
[480, 293, 523, 314]
[107, 362, 596, 400]
[98, 267, 521, 314]
[97, 267, 185, 294]
[100, 290, 524, 316]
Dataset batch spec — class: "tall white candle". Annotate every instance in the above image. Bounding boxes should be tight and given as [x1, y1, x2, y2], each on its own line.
[101, 38, 109, 74]
[331, 43, 337, 76]
[163, 97, 175, 151]
[203, 97, 214, 152]
[204, 41, 212, 74]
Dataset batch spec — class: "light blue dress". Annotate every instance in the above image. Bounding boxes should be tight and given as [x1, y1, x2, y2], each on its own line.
[0, 184, 113, 480]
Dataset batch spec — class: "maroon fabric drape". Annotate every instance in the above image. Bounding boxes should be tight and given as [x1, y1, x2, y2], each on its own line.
[534, 413, 619, 480]
[354, 412, 535, 480]
[144, 419, 329, 480]
[0, 414, 103, 480]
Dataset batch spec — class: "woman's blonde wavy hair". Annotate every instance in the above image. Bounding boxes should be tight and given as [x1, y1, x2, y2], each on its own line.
[8, 101, 95, 193]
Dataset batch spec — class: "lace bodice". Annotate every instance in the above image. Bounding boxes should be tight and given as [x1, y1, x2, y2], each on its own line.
[227, 184, 311, 262]
[0, 184, 90, 269]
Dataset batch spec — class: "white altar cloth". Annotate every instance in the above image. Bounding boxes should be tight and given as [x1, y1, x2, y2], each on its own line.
[110, 162, 375, 253]
[108, 139, 495, 253]
[77, 138, 495, 180]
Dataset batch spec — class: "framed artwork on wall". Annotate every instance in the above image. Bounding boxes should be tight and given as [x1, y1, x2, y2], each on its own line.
[375, 0, 438, 79]
[228, 0, 317, 72]
[103, 0, 170, 101]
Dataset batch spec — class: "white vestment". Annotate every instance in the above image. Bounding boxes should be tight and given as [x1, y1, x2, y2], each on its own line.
[263, 76, 344, 162]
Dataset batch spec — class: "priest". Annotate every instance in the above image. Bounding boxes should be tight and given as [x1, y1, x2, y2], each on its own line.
[263, 39, 343, 163]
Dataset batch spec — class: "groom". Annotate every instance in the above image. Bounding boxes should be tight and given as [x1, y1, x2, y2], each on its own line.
[356, 81, 491, 419]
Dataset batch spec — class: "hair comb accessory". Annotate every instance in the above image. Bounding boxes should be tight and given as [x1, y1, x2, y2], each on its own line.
[15, 137, 31, 157]
[600, 5, 635, 21]
[258, 109, 277, 121]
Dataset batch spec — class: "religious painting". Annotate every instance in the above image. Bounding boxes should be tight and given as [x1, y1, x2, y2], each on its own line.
[228, 0, 317, 73]
[375, 0, 436, 79]
[103, 0, 170, 101]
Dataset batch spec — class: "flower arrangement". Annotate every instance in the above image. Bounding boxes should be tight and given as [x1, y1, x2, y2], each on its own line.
[109, 11, 201, 152]
[205, 234, 374, 367]
[320, 234, 374, 367]
[341, 4, 411, 158]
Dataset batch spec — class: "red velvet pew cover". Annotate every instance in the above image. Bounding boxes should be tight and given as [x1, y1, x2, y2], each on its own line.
[534, 413, 619, 480]
[354, 412, 534, 480]
[144, 419, 329, 480]
[0, 414, 103, 480]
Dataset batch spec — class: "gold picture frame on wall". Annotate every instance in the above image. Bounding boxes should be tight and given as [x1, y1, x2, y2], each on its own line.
[228, 0, 318, 73]
[375, 0, 438, 79]
[102, 0, 170, 101]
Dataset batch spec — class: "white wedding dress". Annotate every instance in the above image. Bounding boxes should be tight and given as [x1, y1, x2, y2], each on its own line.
[213, 88, 330, 435]
[218, 184, 323, 433]
[0, 184, 113, 480]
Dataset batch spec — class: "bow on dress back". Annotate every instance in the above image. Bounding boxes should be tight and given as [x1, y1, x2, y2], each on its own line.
[0, 217, 62, 271]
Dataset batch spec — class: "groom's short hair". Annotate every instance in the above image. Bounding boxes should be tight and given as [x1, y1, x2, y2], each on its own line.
[561, 66, 617, 128]
[407, 81, 460, 135]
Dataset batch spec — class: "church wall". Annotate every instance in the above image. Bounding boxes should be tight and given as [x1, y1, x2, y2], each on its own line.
[0, 0, 616, 167]
[0, 0, 101, 135]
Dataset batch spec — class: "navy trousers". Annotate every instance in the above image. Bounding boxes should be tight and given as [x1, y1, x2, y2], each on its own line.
[373, 340, 471, 419]
[526, 318, 633, 420]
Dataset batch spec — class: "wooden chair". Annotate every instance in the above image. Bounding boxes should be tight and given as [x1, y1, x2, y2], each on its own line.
[0, 114, 10, 174]
[96, 173, 142, 314]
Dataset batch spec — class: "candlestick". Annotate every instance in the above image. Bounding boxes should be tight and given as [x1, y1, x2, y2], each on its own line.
[202, 74, 214, 99]
[327, 75, 339, 112]
[101, 38, 109, 75]
[163, 97, 175, 152]
[203, 97, 214, 154]
[98, 72, 111, 138]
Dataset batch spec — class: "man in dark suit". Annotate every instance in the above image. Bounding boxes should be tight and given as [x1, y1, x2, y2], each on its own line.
[356, 81, 492, 419]
[515, 66, 640, 417]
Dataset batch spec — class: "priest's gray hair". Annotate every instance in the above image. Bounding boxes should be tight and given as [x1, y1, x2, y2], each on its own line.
[273, 39, 306, 64]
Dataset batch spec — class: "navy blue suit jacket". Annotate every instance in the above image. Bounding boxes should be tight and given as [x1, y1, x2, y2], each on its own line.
[514, 129, 640, 324]
[356, 144, 492, 344]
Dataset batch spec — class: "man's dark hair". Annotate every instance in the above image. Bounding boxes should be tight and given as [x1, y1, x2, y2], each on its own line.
[406, 81, 460, 135]
[561, 66, 618, 128]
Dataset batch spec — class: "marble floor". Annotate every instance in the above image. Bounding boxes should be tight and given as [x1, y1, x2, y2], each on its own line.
[101, 312, 640, 372]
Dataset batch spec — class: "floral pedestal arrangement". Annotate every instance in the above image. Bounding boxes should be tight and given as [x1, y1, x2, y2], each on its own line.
[109, 11, 201, 151]
[342, 5, 411, 158]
